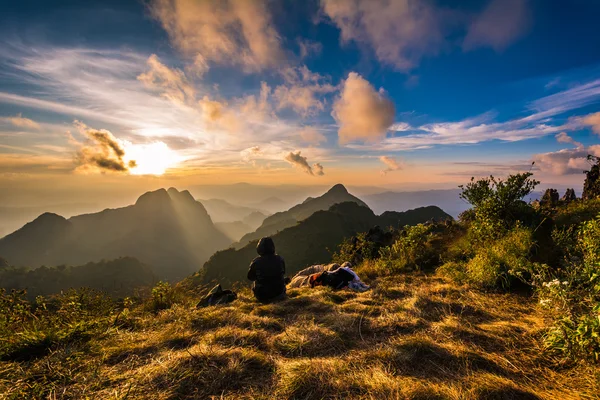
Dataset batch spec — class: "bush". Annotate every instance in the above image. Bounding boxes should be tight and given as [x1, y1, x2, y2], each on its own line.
[442, 224, 536, 289]
[536, 215, 600, 362]
[148, 281, 177, 312]
[376, 224, 438, 273]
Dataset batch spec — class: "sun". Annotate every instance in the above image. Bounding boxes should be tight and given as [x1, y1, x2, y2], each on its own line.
[123, 141, 181, 175]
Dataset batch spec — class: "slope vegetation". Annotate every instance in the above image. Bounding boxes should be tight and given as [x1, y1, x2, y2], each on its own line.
[1, 273, 596, 399]
[200, 202, 451, 286]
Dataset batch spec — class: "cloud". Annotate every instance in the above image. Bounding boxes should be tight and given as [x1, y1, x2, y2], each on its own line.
[582, 111, 600, 135]
[73, 121, 136, 173]
[284, 151, 324, 176]
[533, 132, 600, 175]
[0, 113, 41, 129]
[149, 0, 285, 72]
[320, 0, 445, 71]
[332, 72, 395, 144]
[241, 146, 262, 165]
[299, 127, 327, 145]
[198, 96, 240, 132]
[137, 54, 195, 104]
[463, 0, 530, 51]
[313, 163, 325, 176]
[274, 66, 336, 117]
[555, 132, 582, 148]
[237, 81, 273, 121]
[528, 79, 600, 118]
[298, 38, 323, 59]
[379, 156, 403, 175]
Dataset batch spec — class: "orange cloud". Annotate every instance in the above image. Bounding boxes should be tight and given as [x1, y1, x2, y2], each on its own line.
[379, 156, 404, 175]
[149, 0, 285, 72]
[582, 111, 600, 135]
[0, 113, 41, 130]
[332, 72, 395, 144]
[137, 54, 195, 104]
[284, 151, 324, 176]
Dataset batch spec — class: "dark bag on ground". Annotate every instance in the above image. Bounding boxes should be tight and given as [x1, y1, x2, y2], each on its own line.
[196, 284, 237, 308]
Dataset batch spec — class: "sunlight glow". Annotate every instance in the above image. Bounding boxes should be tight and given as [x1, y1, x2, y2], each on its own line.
[123, 141, 181, 175]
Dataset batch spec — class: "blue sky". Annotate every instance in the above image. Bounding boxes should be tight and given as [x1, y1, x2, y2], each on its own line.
[0, 0, 599, 191]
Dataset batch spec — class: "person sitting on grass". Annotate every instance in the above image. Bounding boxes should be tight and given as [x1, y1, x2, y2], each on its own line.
[247, 237, 287, 303]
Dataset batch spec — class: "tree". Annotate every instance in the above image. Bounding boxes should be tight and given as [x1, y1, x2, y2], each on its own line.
[561, 188, 577, 203]
[582, 155, 600, 200]
[540, 188, 559, 207]
[459, 172, 539, 222]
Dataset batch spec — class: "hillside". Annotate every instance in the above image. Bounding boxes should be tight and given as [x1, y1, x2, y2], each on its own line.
[2, 273, 596, 399]
[0, 257, 156, 299]
[0, 188, 231, 281]
[200, 202, 451, 286]
[237, 184, 369, 246]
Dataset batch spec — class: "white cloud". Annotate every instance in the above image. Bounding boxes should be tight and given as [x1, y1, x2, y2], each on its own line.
[149, 0, 285, 72]
[332, 72, 395, 144]
[582, 111, 600, 135]
[320, 0, 444, 71]
[533, 132, 600, 175]
[463, 0, 530, 51]
[274, 66, 336, 117]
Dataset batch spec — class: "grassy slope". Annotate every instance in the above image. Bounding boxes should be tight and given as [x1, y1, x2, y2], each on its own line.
[1, 273, 597, 399]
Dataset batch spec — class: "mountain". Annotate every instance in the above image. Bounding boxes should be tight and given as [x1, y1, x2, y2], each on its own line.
[243, 211, 269, 230]
[198, 198, 269, 223]
[237, 184, 368, 247]
[199, 201, 452, 286]
[363, 189, 470, 218]
[215, 221, 254, 242]
[0, 188, 231, 281]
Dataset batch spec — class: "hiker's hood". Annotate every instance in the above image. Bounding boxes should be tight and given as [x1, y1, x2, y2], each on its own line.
[257, 237, 275, 256]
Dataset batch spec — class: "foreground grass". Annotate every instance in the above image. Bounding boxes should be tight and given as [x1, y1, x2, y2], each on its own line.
[1, 274, 598, 399]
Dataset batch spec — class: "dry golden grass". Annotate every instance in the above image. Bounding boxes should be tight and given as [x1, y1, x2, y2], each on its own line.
[1, 273, 599, 399]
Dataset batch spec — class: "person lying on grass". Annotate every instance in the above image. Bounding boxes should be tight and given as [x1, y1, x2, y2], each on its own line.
[308, 262, 370, 291]
[247, 237, 287, 303]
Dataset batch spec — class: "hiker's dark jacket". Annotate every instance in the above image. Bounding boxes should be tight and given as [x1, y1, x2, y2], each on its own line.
[247, 237, 286, 302]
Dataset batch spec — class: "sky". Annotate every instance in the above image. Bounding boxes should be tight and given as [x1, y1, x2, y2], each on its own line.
[1, 0, 600, 205]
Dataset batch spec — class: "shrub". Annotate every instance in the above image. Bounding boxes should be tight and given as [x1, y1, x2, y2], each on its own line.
[536, 215, 600, 362]
[148, 281, 177, 312]
[377, 224, 438, 273]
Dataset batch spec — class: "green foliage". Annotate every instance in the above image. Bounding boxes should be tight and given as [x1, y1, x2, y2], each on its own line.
[582, 155, 600, 200]
[376, 224, 445, 274]
[536, 215, 600, 362]
[332, 232, 380, 266]
[148, 281, 177, 312]
[446, 224, 536, 289]
[0, 288, 118, 361]
[459, 172, 539, 225]
[0, 257, 156, 300]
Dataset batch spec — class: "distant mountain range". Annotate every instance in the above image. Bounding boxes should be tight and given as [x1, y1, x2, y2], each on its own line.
[363, 189, 470, 218]
[0, 188, 231, 281]
[199, 201, 452, 286]
[198, 198, 269, 224]
[236, 184, 368, 247]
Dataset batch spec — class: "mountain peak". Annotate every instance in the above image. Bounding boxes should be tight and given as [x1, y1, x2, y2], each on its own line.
[135, 188, 170, 206]
[327, 184, 348, 196]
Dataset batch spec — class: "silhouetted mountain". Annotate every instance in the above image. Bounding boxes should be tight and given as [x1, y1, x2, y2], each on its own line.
[0, 257, 156, 299]
[237, 184, 368, 247]
[363, 189, 470, 218]
[215, 221, 253, 242]
[199, 198, 269, 223]
[0, 188, 231, 281]
[199, 202, 452, 286]
[243, 211, 269, 230]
